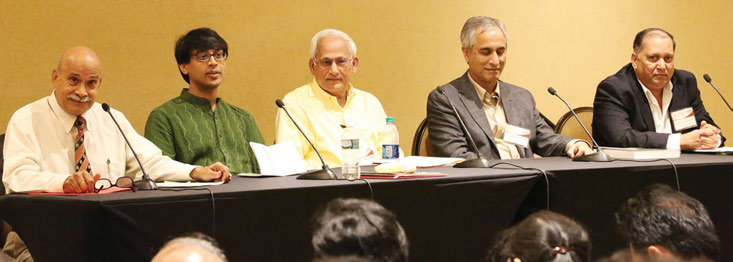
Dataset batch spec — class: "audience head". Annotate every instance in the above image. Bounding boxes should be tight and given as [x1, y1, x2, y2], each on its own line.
[460, 16, 508, 90]
[312, 198, 408, 262]
[174, 27, 228, 86]
[630, 28, 676, 91]
[615, 184, 719, 262]
[308, 29, 359, 99]
[52, 46, 103, 116]
[486, 210, 591, 262]
[152, 232, 227, 262]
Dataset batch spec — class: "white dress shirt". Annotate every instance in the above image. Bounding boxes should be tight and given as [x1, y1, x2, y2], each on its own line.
[2, 92, 196, 193]
[638, 79, 681, 149]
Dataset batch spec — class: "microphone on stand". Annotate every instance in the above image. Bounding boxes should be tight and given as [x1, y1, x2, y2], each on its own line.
[102, 103, 157, 190]
[437, 88, 491, 168]
[703, 74, 733, 111]
[547, 87, 611, 162]
[276, 99, 337, 180]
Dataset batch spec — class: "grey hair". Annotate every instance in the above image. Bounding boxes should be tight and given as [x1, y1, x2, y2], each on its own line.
[310, 29, 357, 59]
[159, 233, 227, 262]
[460, 16, 508, 50]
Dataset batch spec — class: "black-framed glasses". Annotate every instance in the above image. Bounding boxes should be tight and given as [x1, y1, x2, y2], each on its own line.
[94, 177, 136, 193]
[314, 57, 352, 69]
[194, 50, 227, 62]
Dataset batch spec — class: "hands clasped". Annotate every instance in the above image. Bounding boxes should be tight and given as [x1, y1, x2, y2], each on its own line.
[681, 121, 721, 150]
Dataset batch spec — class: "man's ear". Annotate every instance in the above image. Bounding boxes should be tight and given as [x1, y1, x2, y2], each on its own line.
[179, 64, 189, 75]
[462, 47, 471, 63]
[308, 58, 316, 75]
[631, 53, 639, 69]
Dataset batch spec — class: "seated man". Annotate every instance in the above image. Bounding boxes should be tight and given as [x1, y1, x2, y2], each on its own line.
[275, 29, 390, 169]
[593, 28, 724, 149]
[152, 233, 227, 262]
[311, 198, 408, 262]
[616, 184, 720, 262]
[427, 16, 591, 160]
[145, 27, 265, 174]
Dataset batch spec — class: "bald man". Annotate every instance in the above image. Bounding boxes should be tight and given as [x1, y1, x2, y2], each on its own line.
[152, 233, 227, 262]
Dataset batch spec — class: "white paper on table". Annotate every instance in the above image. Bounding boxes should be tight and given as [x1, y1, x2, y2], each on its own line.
[249, 141, 307, 176]
[156, 181, 224, 188]
[694, 147, 733, 153]
[399, 156, 465, 168]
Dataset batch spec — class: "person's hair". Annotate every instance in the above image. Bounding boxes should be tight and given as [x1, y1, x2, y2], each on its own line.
[310, 29, 357, 59]
[460, 16, 508, 50]
[174, 27, 228, 83]
[156, 232, 227, 262]
[312, 198, 408, 262]
[615, 184, 720, 260]
[486, 210, 591, 262]
[632, 28, 675, 55]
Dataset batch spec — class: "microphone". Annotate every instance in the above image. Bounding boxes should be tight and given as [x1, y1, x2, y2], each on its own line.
[547, 87, 611, 162]
[102, 103, 157, 190]
[275, 99, 337, 180]
[703, 74, 733, 111]
[437, 87, 491, 168]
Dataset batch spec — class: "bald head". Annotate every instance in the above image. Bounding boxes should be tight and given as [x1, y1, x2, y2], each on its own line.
[152, 233, 227, 262]
[52, 46, 103, 116]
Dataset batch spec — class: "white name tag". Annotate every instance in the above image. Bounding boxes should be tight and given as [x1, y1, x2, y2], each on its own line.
[670, 107, 697, 131]
[503, 124, 530, 147]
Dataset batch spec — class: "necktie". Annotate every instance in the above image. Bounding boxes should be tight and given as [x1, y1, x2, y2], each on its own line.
[74, 116, 92, 173]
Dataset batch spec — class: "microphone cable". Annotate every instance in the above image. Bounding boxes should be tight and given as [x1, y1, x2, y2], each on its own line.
[610, 158, 680, 191]
[351, 178, 375, 200]
[158, 187, 217, 235]
[489, 162, 551, 210]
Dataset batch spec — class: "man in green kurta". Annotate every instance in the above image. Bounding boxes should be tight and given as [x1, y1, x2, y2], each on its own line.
[145, 27, 264, 174]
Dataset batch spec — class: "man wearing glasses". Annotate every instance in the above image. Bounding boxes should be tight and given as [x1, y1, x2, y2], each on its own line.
[145, 27, 265, 174]
[275, 29, 390, 169]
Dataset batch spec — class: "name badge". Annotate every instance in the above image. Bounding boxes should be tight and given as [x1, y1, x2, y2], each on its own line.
[504, 124, 530, 147]
[670, 107, 697, 131]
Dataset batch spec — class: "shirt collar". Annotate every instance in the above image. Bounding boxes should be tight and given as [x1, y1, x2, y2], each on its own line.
[307, 79, 356, 107]
[179, 88, 220, 110]
[468, 73, 501, 101]
[637, 78, 673, 104]
[48, 90, 91, 134]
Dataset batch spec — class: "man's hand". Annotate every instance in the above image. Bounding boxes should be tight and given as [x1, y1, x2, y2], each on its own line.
[189, 162, 231, 182]
[682, 121, 722, 150]
[566, 141, 593, 159]
[63, 171, 102, 193]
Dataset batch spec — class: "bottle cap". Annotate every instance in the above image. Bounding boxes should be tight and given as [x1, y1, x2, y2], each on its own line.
[386, 117, 394, 123]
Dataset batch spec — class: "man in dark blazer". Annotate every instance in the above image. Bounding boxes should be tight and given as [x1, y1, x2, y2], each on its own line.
[593, 28, 723, 149]
[426, 16, 591, 160]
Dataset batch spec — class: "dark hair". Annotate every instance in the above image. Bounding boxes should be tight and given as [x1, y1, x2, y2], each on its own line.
[174, 27, 228, 83]
[486, 210, 591, 262]
[632, 28, 675, 54]
[615, 184, 720, 260]
[312, 198, 409, 262]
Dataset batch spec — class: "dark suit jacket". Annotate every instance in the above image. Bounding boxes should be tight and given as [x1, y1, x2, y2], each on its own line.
[592, 63, 724, 148]
[426, 72, 571, 159]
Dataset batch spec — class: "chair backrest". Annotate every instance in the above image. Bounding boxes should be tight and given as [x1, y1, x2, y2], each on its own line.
[554, 107, 594, 142]
[411, 118, 433, 156]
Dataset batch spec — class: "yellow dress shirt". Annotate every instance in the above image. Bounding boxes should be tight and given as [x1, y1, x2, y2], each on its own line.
[469, 76, 521, 159]
[275, 80, 389, 170]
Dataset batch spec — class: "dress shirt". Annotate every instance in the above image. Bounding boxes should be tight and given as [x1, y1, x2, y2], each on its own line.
[145, 89, 265, 174]
[638, 79, 680, 149]
[469, 76, 520, 159]
[275, 80, 389, 170]
[3, 92, 196, 193]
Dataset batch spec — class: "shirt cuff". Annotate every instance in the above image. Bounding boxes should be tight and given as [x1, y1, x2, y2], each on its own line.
[667, 133, 681, 150]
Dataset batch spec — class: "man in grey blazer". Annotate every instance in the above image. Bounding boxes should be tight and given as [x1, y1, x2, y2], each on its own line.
[426, 16, 591, 160]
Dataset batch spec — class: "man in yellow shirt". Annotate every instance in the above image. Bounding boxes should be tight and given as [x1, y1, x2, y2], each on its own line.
[275, 29, 390, 170]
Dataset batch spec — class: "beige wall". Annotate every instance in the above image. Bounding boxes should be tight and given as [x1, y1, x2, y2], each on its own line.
[2, 1, 732, 154]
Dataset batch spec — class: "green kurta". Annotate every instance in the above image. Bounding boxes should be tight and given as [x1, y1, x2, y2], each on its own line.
[145, 89, 265, 173]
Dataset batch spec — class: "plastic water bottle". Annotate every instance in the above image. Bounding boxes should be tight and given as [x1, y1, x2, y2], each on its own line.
[381, 117, 400, 161]
[341, 126, 361, 180]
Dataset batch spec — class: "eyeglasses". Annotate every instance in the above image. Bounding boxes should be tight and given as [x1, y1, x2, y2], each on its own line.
[94, 177, 136, 193]
[194, 51, 227, 63]
[313, 58, 352, 69]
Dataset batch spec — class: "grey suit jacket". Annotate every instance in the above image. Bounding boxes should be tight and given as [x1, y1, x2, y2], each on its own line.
[426, 72, 571, 159]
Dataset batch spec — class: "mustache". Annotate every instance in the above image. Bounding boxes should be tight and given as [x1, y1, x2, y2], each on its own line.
[67, 94, 93, 102]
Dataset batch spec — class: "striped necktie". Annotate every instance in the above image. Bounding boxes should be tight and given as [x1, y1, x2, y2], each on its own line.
[74, 116, 92, 173]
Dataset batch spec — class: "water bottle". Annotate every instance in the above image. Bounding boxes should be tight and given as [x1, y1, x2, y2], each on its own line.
[381, 117, 400, 161]
[341, 126, 361, 180]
